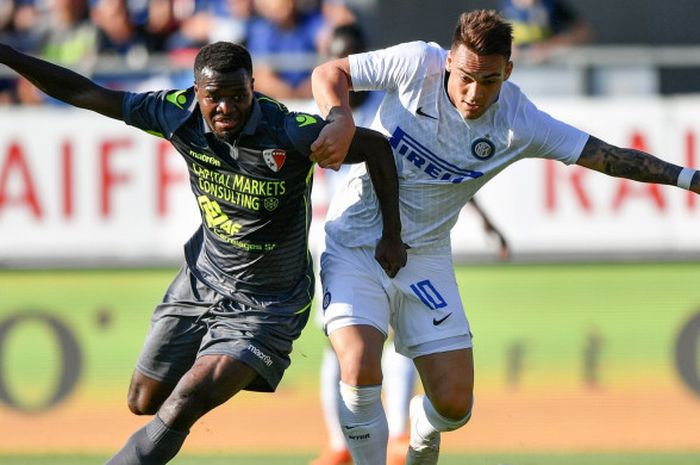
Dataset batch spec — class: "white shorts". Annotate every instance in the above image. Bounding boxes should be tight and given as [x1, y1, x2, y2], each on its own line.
[320, 237, 472, 359]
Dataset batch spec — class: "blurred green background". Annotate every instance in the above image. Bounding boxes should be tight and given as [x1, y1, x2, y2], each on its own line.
[1, 262, 699, 464]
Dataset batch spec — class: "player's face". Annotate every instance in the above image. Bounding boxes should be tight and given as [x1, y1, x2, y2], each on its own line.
[195, 67, 254, 142]
[446, 44, 512, 120]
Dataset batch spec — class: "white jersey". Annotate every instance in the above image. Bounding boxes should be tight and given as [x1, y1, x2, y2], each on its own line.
[325, 41, 590, 252]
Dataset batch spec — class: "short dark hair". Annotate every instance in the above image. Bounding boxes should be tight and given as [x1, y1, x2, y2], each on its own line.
[451, 10, 513, 61]
[194, 42, 253, 82]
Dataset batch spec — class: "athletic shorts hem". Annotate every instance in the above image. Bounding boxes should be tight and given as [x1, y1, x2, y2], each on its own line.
[325, 315, 388, 338]
[396, 334, 472, 359]
[135, 364, 179, 385]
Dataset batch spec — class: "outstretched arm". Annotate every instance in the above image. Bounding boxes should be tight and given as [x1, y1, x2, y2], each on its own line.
[0, 43, 125, 120]
[310, 57, 355, 171]
[343, 127, 406, 277]
[576, 135, 700, 194]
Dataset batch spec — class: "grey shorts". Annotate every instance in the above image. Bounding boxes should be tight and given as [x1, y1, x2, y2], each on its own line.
[136, 264, 311, 392]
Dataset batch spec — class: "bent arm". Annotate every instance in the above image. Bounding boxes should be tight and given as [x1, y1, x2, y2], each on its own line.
[576, 135, 700, 194]
[309, 58, 355, 170]
[344, 126, 406, 277]
[311, 57, 354, 118]
[0, 43, 125, 120]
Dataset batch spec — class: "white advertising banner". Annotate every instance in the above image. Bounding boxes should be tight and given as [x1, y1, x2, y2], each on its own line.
[457, 96, 700, 259]
[0, 108, 200, 266]
[1, 97, 700, 266]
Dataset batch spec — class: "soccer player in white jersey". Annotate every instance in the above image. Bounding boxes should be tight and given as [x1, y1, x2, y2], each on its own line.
[310, 23, 417, 465]
[313, 24, 505, 465]
[309, 9, 700, 465]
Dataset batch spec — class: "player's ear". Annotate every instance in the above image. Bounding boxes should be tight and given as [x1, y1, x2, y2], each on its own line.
[193, 83, 199, 98]
[503, 61, 513, 81]
[445, 51, 453, 72]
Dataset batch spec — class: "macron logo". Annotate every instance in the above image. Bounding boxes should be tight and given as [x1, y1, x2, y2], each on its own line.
[247, 344, 273, 367]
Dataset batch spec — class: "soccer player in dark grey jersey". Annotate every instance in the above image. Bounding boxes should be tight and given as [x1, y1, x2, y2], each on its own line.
[0, 41, 407, 464]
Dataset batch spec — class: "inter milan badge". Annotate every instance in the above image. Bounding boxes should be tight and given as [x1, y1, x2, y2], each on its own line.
[322, 291, 332, 310]
[471, 138, 495, 160]
[263, 148, 286, 172]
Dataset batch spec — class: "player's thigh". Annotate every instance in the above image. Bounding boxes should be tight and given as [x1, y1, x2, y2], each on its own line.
[131, 266, 213, 410]
[320, 240, 392, 337]
[390, 252, 472, 357]
[197, 298, 311, 393]
[129, 312, 206, 413]
[414, 348, 474, 420]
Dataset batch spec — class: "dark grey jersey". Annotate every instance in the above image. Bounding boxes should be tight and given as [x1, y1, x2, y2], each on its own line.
[123, 89, 325, 311]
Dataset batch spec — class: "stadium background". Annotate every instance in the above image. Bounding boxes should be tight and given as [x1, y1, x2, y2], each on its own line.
[1, 1, 700, 463]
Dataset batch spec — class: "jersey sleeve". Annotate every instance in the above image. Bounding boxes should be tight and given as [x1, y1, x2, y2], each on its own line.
[122, 87, 196, 139]
[515, 95, 590, 165]
[348, 41, 438, 93]
[283, 111, 328, 158]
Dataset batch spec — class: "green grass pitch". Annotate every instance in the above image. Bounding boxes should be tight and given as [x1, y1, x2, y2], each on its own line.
[1, 262, 699, 464]
[1, 452, 699, 464]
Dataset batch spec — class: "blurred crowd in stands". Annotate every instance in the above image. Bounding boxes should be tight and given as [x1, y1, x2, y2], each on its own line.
[0, 0, 589, 106]
[0, 0, 357, 104]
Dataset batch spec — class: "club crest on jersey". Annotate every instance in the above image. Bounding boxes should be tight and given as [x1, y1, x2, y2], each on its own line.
[471, 138, 495, 160]
[263, 197, 280, 211]
[263, 148, 286, 172]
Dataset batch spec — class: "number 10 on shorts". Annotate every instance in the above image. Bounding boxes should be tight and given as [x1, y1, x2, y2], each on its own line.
[409, 279, 447, 310]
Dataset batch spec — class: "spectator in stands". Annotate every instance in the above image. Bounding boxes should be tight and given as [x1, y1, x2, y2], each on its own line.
[15, 0, 98, 104]
[299, 0, 355, 54]
[0, 1, 15, 36]
[319, 0, 355, 28]
[139, 0, 179, 52]
[35, 0, 97, 62]
[8, 0, 44, 49]
[0, 0, 46, 103]
[90, 0, 146, 56]
[247, 0, 329, 100]
[499, 0, 590, 62]
[166, 0, 252, 52]
[162, 0, 253, 90]
[0, 0, 19, 102]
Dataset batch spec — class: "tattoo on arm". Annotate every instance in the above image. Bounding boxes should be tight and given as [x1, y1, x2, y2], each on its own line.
[577, 136, 682, 185]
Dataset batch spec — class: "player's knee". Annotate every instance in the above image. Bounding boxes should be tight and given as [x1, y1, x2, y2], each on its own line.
[339, 354, 382, 385]
[337, 342, 384, 385]
[126, 372, 174, 415]
[127, 392, 160, 416]
[430, 387, 473, 421]
[127, 381, 169, 415]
